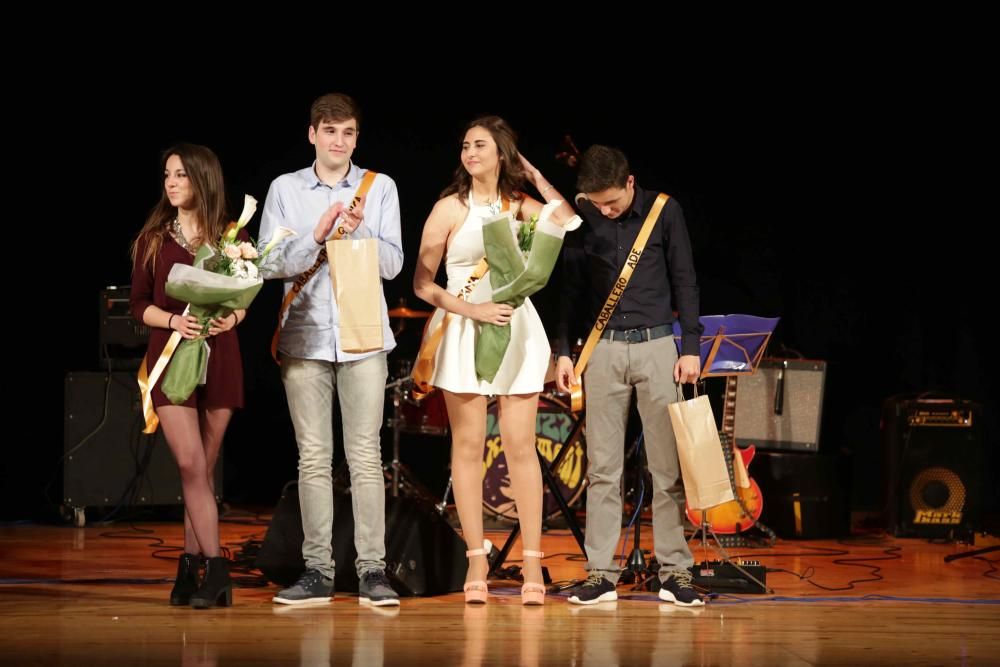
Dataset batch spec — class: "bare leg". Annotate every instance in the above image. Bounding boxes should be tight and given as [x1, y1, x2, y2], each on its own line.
[497, 393, 543, 586]
[158, 405, 220, 557]
[181, 407, 232, 554]
[443, 391, 488, 584]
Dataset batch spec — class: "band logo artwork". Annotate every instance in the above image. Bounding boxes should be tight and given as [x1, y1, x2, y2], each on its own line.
[482, 399, 587, 519]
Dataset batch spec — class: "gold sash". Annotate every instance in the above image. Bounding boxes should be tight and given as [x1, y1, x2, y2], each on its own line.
[138, 308, 188, 433]
[410, 195, 512, 398]
[569, 193, 670, 412]
[270, 170, 378, 364]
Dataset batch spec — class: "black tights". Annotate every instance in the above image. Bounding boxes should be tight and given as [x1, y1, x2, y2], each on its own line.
[157, 405, 232, 556]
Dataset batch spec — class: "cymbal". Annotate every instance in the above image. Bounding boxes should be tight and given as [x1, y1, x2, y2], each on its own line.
[388, 306, 432, 319]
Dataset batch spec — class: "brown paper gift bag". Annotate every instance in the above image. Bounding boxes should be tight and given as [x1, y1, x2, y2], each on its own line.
[668, 394, 734, 511]
[327, 238, 384, 353]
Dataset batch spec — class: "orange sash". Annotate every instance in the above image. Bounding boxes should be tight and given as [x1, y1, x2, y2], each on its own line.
[270, 170, 378, 363]
[410, 195, 513, 398]
[569, 193, 670, 412]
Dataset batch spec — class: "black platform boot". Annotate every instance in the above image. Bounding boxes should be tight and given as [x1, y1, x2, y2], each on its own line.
[169, 553, 201, 606]
[190, 556, 232, 609]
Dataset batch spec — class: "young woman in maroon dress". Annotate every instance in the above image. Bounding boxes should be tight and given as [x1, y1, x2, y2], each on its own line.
[129, 143, 246, 608]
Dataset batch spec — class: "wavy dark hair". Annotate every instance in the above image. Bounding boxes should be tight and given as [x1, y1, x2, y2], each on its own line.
[440, 115, 525, 206]
[576, 145, 630, 193]
[131, 143, 228, 273]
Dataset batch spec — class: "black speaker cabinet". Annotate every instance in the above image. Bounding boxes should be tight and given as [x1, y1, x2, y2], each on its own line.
[734, 359, 826, 452]
[753, 451, 850, 539]
[883, 397, 982, 538]
[256, 483, 467, 596]
[63, 372, 222, 509]
[99, 286, 149, 370]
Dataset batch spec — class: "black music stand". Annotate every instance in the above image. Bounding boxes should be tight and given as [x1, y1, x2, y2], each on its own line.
[674, 314, 779, 594]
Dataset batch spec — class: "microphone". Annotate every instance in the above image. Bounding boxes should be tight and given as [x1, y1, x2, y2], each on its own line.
[774, 360, 787, 415]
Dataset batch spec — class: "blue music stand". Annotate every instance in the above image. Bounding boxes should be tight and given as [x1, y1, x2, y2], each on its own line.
[673, 314, 780, 378]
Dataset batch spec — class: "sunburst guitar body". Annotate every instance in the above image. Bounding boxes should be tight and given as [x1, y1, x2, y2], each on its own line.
[685, 376, 764, 534]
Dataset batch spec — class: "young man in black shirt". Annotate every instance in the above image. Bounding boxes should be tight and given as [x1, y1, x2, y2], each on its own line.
[555, 145, 704, 607]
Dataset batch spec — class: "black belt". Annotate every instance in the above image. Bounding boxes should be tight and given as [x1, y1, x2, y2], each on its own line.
[600, 324, 673, 344]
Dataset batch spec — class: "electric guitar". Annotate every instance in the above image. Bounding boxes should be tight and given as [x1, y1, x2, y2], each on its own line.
[685, 376, 764, 533]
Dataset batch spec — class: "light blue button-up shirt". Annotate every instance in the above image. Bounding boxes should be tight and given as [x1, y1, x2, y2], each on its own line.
[259, 162, 404, 362]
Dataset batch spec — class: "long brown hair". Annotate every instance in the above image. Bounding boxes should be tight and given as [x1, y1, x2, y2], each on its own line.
[440, 116, 525, 206]
[130, 143, 228, 273]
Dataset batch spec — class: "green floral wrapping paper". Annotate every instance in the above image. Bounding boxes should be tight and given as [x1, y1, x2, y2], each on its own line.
[475, 200, 568, 382]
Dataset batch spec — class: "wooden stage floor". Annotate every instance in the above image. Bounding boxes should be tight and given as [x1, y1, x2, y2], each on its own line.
[1, 516, 998, 666]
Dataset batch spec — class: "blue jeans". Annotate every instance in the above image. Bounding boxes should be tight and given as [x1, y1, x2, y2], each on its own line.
[281, 353, 388, 578]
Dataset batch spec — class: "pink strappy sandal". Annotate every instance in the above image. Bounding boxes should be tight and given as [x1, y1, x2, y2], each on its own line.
[520, 550, 546, 606]
[464, 548, 488, 604]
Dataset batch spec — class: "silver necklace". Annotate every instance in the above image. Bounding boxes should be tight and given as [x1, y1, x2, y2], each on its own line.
[171, 218, 198, 255]
[475, 193, 500, 216]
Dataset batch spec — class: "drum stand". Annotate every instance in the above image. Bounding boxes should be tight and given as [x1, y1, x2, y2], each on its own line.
[384, 378, 441, 503]
[488, 414, 588, 578]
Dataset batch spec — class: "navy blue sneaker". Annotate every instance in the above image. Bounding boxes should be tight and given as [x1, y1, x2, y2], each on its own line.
[658, 570, 704, 607]
[359, 570, 400, 607]
[567, 573, 617, 605]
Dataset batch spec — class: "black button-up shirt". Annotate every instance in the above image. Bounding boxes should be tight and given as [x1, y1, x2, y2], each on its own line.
[558, 184, 703, 357]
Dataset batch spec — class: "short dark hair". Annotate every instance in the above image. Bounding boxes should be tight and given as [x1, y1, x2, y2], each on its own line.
[310, 93, 361, 130]
[576, 145, 630, 193]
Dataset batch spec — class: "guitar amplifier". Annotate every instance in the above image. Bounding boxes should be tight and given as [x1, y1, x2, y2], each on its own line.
[63, 372, 222, 509]
[883, 396, 982, 537]
[99, 286, 148, 369]
[734, 359, 826, 452]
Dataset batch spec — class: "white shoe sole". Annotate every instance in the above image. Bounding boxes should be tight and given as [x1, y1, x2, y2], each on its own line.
[272, 596, 332, 606]
[657, 588, 704, 606]
[567, 590, 618, 605]
[359, 596, 400, 607]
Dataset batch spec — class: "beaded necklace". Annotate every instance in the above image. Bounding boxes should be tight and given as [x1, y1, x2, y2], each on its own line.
[170, 218, 199, 255]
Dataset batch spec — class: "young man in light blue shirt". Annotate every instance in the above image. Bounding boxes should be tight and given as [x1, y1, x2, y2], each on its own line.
[261, 93, 403, 607]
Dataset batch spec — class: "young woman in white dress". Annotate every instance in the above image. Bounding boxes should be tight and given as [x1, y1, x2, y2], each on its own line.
[413, 116, 578, 605]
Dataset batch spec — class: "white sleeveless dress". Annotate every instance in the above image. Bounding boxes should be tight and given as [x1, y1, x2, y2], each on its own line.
[428, 196, 552, 395]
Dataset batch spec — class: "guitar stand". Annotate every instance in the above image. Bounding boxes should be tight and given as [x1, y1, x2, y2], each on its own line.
[488, 414, 588, 579]
[943, 531, 999, 564]
[690, 517, 773, 594]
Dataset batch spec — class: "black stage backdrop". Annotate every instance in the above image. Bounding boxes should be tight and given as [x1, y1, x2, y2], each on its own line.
[11, 68, 993, 525]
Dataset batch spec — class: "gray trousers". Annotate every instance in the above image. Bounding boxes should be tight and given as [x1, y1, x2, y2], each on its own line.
[281, 353, 388, 578]
[583, 335, 693, 582]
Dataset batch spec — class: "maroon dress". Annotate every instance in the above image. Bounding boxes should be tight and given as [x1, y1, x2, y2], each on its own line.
[130, 231, 245, 409]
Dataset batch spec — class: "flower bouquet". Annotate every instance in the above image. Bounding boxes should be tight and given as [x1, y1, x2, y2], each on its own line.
[475, 199, 566, 382]
[159, 195, 296, 404]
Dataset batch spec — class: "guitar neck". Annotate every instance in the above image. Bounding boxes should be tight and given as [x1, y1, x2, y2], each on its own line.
[722, 376, 738, 441]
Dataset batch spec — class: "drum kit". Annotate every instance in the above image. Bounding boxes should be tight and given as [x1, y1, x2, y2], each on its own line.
[383, 301, 588, 523]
